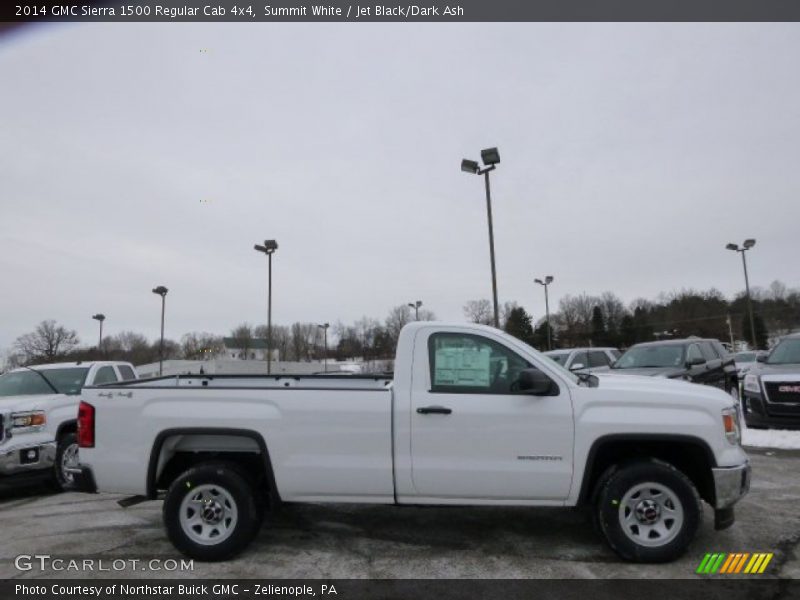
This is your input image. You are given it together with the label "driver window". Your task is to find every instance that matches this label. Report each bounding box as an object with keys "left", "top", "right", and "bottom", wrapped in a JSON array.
[
  {"left": 686, "top": 344, "right": 704, "bottom": 363},
  {"left": 428, "top": 333, "right": 531, "bottom": 394}
]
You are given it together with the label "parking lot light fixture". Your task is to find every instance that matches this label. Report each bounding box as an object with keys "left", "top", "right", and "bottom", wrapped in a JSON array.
[
  {"left": 725, "top": 239, "right": 758, "bottom": 349},
  {"left": 151, "top": 286, "right": 168, "bottom": 376},
  {"left": 461, "top": 159, "right": 479, "bottom": 174},
  {"left": 408, "top": 300, "right": 423, "bottom": 320},
  {"left": 254, "top": 240, "right": 279, "bottom": 374},
  {"left": 480, "top": 147, "right": 501, "bottom": 166},
  {"left": 534, "top": 276, "right": 555, "bottom": 350},
  {"left": 92, "top": 314, "right": 105, "bottom": 353},
  {"left": 461, "top": 146, "right": 502, "bottom": 328}
]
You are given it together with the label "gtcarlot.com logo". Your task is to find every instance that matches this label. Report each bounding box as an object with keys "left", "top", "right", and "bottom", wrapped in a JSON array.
[
  {"left": 696, "top": 552, "right": 773, "bottom": 574},
  {"left": 14, "top": 555, "right": 194, "bottom": 572}
]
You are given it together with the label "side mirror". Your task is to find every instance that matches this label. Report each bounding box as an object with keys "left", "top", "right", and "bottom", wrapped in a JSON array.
[
  {"left": 686, "top": 356, "right": 706, "bottom": 367},
  {"left": 569, "top": 363, "right": 586, "bottom": 371},
  {"left": 756, "top": 354, "right": 767, "bottom": 363},
  {"left": 517, "top": 368, "right": 553, "bottom": 395}
]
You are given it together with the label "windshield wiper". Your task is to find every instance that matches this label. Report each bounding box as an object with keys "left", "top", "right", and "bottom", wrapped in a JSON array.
[{"left": 22, "top": 366, "right": 59, "bottom": 394}]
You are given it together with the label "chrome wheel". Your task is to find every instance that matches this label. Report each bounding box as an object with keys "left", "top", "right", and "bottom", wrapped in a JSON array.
[
  {"left": 60, "top": 442, "right": 79, "bottom": 485},
  {"left": 618, "top": 482, "right": 684, "bottom": 548},
  {"left": 179, "top": 484, "right": 239, "bottom": 546}
]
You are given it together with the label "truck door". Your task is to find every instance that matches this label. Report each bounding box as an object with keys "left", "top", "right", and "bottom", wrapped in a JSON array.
[{"left": 408, "top": 330, "right": 574, "bottom": 501}]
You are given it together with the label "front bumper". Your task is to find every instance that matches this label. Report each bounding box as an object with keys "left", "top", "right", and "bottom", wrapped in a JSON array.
[
  {"left": 712, "top": 462, "right": 751, "bottom": 510},
  {"left": 0, "top": 440, "right": 56, "bottom": 477},
  {"left": 743, "top": 390, "right": 800, "bottom": 430}
]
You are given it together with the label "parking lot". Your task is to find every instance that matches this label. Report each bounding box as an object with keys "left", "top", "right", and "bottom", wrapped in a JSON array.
[{"left": 0, "top": 446, "right": 797, "bottom": 580}]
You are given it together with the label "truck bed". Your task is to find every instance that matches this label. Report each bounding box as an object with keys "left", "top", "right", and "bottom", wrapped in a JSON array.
[{"left": 88, "top": 373, "right": 394, "bottom": 391}]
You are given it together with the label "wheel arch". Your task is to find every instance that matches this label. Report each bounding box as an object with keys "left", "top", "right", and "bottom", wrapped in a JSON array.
[
  {"left": 577, "top": 434, "right": 718, "bottom": 507},
  {"left": 146, "top": 427, "right": 280, "bottom": 505},
  {"left": 55, "top": 419, "right": 77, "bottom": 440}
]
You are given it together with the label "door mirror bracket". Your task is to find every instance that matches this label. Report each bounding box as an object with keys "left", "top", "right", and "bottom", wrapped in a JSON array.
[{"left": 517, "top": 368, "right": 554, "bottom": 395}]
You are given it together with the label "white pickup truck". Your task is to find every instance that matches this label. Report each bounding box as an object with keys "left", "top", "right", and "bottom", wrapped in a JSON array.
[
  {"left": 74, "top": 323, "right": 750, "bottom": 563},
  {"left": 0, "top": 361, "right": 137, "bottom": 491}
]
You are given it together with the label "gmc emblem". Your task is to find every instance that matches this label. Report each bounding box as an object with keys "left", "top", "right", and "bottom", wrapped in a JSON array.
[{"left": 778, "top": 385, "right": 800, "bottom": 393}]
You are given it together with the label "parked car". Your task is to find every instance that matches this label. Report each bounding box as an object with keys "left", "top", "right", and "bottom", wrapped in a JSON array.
[
  {"left": 609, "top": 338, "right": 739, "bottom": 399},
  {"left": 74, "top": 322, "right": 749, "bottom": 563},
  {"left": 742, "top": 333, "right": 800, "bottom": 430},
  {"left": 732, "top": 351, "right": 763, "bottom": 380},
  {"left": 544, "top": 347, "right": 621, "bottom": 373},
  {"left": 0, "top": 361, "right": 137, "bottom": 491}
]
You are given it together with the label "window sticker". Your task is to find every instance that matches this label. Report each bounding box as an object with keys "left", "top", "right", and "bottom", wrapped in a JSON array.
[{"left": 434, "top": 344, "right": 491, "bottom": 387}]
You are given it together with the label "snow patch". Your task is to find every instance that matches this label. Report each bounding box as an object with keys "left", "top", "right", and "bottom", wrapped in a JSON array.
[{"left": 742, "top": 420, "right": 800, "bottom": 450}]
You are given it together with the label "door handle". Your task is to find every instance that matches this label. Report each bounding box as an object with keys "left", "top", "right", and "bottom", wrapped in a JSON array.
[{"left": 416, "top": 406, "right": 452, "bottom": 415}]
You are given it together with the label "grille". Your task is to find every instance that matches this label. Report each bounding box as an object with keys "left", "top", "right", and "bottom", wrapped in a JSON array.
[{"left": 764, "top": 382, "right": 800, "bottom": 405}]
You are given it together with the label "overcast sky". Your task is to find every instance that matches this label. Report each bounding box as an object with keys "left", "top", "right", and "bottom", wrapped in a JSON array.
[{"left": 1, "top": 23, "right": 798, "bottom": 351}]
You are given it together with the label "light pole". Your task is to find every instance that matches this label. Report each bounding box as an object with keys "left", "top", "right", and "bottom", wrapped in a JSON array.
[
  {"left": 151, "top": 286, "right": 168, "bottom": 376},
  {"left": 534, "top": 276, "right": 554, "bottom": 350},
  {"left": 318, "top": 323, "right": 330, "bottom": 372},
  {"left": 92, "top": 314, "right": 105, "bottom": 353},
  {"left": 254, "top": 239, "right": 278, "bottom": 374},
  {"left": 408, "top": 300, "right": 422, "bottom": 320},
  {"left": 462, "top": 147, "right": 501, "bottom": 328},
  {"left": 726, "top": 239, "right": 757, "bottom": 349}
]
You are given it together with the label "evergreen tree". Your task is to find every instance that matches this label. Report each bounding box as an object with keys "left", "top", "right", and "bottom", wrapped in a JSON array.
[
  {"left": 619, "top": 314, "right": 636, "bottom": 349},
  {"left": 742, "top": 312, "right": 769, "bottom": 350},
  {"left": 504, "top": 307, "right": 535, "bottom": 346},
  {"left": 591, "top": 306, "right": 606, "bottom": 346}
]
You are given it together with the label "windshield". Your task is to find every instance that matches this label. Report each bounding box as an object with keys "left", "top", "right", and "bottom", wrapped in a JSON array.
[
  {"left": 545, "top": 352, "right": 571, "bottom": 365},
  {"left": 734, "top": 352, "right": 756, "bottom": 363},
  {"left": 767, "top": 339, "right": 800, "bottom": 365},
  {"left": 613, "top": 345, "right": 686, "bottom": 369},
  {"left": 0, "top": 368, "right": 90, "bottom": 397}
]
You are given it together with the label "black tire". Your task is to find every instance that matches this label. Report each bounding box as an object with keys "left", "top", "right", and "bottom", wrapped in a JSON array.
[
  {"left": 163, "top": 462, "right": 261, "bottom": 561},
  {"left": 51, "top": 433, "right": 79, "bottom": 492},
  {"left": 596, "top": 459, "right": 702, "bottom": 563}
]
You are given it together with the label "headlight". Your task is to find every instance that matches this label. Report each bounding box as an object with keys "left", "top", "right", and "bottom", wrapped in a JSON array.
[
  {"left": 722, "top": 407, "right": 741, "bottom": 445},
  {"left": 11, "top": 410, "right": 46, "bottom": 430},
  {"left": 743, "top": 373, "right": 760, "bottom": 394}
]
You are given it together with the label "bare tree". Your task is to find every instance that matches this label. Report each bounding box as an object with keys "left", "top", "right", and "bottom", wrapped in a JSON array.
[
  {"left": 417, "top": 309, "right": 437, "bottom": 321},
  {"left": 769, "top": 280, "right": 788, "bottom": 301},
  {"left": 385, "top": 304, "right": 412, "bottom": 345},
  {"left": 14, "top": 320, "right": 79, "bottom": 364},
  {"left": 598, "top": 291, "right": 628, "bottom": 343},
  {"left": 229, "top": 323, "right": 254, "bottom": 360},
  {"left": 256, "top": 324, "right": 290, "bottom": 362},
  {"left": 103, "top": 331, "right": 156, "bottom": 365},
  {"left": 289, "top": 322, "right": 317, "bottom": 361},
  {"left": 463, "top": 299, "right": 493, "bottom": 325},
  {"left": 181, "top": 332, "right": 224, "bottom": 360}
]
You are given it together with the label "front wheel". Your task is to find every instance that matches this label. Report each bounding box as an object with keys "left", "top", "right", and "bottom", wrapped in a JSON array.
[
  {"left": 163, "top": 463, "right": 261, "bottom": 561},
  {"left": 596, "top": 460, "right": 702, "bottom": 562},
  {"left": 52, "top": 433, "right": 79, "bottom": 491}
]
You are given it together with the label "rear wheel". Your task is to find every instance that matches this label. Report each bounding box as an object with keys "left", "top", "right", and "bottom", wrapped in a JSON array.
[
  {"left": 163, "top": 462, "right": 261, "bottom": 561},
  {"left": 596, "top": 460, "right": 701, "bottom": 562}
]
